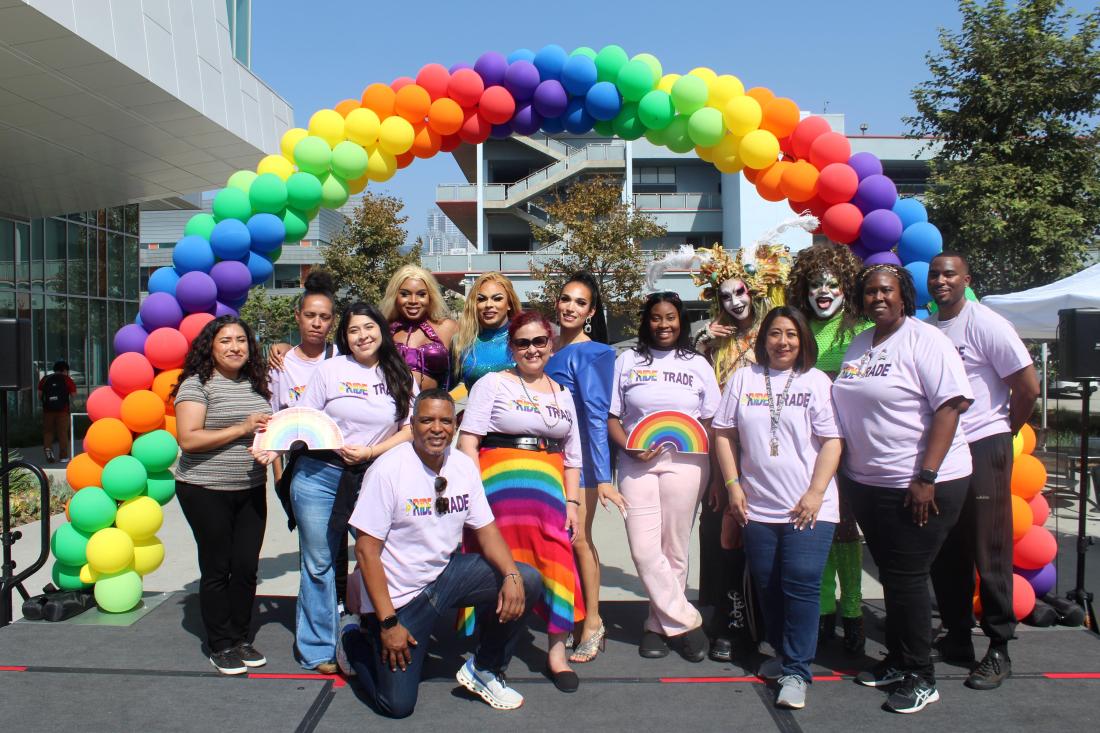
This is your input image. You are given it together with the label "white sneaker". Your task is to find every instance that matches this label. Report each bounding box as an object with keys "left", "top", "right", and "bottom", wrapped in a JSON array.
[
  {"left": 776, "top": 674, "right": 807, "bottom": 709},
  {"left": 336, "top": 623, "right": 358, "bottom": 677},
  {"left": 758, "top": 655, "right": 783, "bottom": 680},
  {"left": 455, "top": 658, "right": 524, "bottom": 710}
]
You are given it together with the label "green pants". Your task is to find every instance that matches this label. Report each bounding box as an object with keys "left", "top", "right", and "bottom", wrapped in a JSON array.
[{"left": 819, "top": 540, "right": 862, "bottom": 618}]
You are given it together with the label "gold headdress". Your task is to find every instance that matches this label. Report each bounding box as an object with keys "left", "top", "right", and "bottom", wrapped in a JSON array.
[{"left": 692, "top": 242, "right": 791, "bottom": 305}]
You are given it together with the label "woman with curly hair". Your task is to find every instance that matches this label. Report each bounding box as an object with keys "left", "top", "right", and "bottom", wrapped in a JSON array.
[
  {"left": 452, "top": 272, "right": 522, "bottom": 391},
  {"left": 171, "top": 315, "right": 275, "bottom": 675},
  {"left": 380, "top": 265, "right": 458, "bottom": 390},
  {"left": 786, "top": 242, "right": 871, "bottom": 656}
]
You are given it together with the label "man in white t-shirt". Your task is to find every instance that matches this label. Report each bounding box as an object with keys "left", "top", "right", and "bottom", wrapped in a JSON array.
[
  {"left": 926, "top": 253, "right": 1039, "bottom": 691},
  {"left": 337, "top": 389, "right": 542, "bottom": 718}
]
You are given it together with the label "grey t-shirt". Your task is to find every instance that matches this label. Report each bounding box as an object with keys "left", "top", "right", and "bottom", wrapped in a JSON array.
[{"left": 174, "top": 373, "right": 272, "bottom": 491}]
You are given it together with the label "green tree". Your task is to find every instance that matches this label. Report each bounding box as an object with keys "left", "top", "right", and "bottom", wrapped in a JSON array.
[
  {"left": 907, "top": 0, "right": 1100, "bottom": 294},
  {"left": 239, "top": 286, "right": 297, "bottom": 347},
  {"left": 322, "top": 191, "right": 423, "bottom": 309},
  {"left": 528, "top": 176, "right": 666, "bottom": 327}
]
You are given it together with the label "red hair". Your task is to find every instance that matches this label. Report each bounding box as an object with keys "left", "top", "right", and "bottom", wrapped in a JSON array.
[{"left": 508, "top": 310, "right": 553, "bottom": 342}]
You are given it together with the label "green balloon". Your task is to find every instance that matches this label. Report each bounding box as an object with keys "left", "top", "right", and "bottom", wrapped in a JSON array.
[
  {"left": 131, "top": 430, "right": 178, "bottom": 474},
  {"left": 632, "top": 53, "right": 663, "bottom": 81},
  {"left": 320, "top": 174, "right": 349, "bottom": 210},
  {"left": 671, "top": 75, "right": 709, "bottom": 116},
  {"left": 664, "top": 115, "right": 695, "bottom": 154},
  {"left": 282, "top": 208, "right": 309, "bottom": 243},
  {"left": 183, "top": 213, "right": 216, "bottom": 240},
  {"left": 331, "top": 141, "right": 369, "bottom": 181},
  {"left": 294, "top": 135, "right": 332, "bottom": 176},
  {"left": 286, "top": 172, "right": 324, "bottom": 212},
  {"left": 616, "top": 60, "right": 655, "bottom": 103},
  {"left": 687, "top": 107, "right": 725, "bottom": 148},
  {"left": 51, "top": 523, "right": 93, "bottom": 567},
  {"left": 612, "top": 103, "right": 647, "bottom": 141},
  {"left": 69, "top": 487, "right": 117, "bottom": 533},
  {"left": 571, "top": 46, "right": 597, "bottom": 60},
  {"left": 145, "top": 470, "right": 176, "bottom": 506},
  {"left": 268, "top": 245, "right": 283, "bottom": 262},
  {"left": 94, "top": 569, "right": 143, "bottom": 613},
  {"left": 52, "top": 561, "right": 89, "bottom": 591},
  {"left": 594, "top": 45, "right": 629, "bottom": 83},
  {"left": 101, "top": 455, "right": 148, "bottom": 502},
  {"left": 644, "top": 125, "right": 668, "bottom": 147},
  {"left": 638, "top": 90, "right": 675, "bottom": 130},
  {"left": 249, "top": 173, "right": 288, "bottom": 215},
  {"left": 227, "top": 170, "right": 257, "bottom": 193},
  {"left": 212, "top": 187, "right": 252, "bottom": 222}
]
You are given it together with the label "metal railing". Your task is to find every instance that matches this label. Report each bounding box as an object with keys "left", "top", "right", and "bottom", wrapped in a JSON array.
[
  {"left": 504, "top": 142, "right": 625, "bottom": 203},
  {"left": 633, "top": 192, "right": 722, "bottom": 210},
  {"left": 514, "top": 133, "right": 578, "bottom": 157}
]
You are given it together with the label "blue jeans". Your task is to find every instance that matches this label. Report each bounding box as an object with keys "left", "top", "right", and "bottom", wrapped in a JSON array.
[
  {"left": 290, "top": 456, "right": 345, "bottom": 668},
  {"left": 744, "top": 520, "right": 836, "bottom": 682},
  {"left": 343, "top": 553, "right": 543, "bottom": 719}
]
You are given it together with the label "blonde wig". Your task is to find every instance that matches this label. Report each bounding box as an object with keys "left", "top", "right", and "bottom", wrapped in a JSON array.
[{"left": 380, "top": 265, "right": 450, "bottom": 323}]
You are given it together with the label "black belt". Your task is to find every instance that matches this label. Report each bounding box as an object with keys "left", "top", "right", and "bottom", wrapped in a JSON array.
[{"left": 482, "top": 432, "right": 563, "bottom": 453}]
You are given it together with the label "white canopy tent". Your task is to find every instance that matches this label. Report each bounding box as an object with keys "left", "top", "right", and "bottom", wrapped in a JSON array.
[{"left": 981, "top": 263, "right": 1100, "bottom": 339}]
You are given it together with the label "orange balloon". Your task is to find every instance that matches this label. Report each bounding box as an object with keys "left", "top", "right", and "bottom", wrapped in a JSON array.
[
  {"left": 1020, "top": 423, "right": 1036, "bottom": 455},
  {"left": 334, "top": 98, "right": 360, "bottom": 117},
  {"left": 66, "top": 452, "right": 104, "bottom": 491},
  {"left": 779, "top": 160, "right": 819, "bottom": 202},
  {"left": 361, "top": 83, "right": 396, "bottom": 119},
  {"left": 1010, "top": 494, "right": 1033, "bottom": 541},
  {"left": 394, "top": 84, "right": 431, "bottom": 123},
  {"left": 162, "top": 415, "right": 177, "bottom": 439},
  {"left": 761, "top": 97, "right": 800, "bottom": 139},
  {"left": 742, "top": 165, "right": 760, "bottom": 184},
  {"left": 427, "top": 98, "right": 464, "bottom": 136},
  {"left": 755, "top": 160, "right": 792, "bottom": 202},
  {"left": 746, "top": 86, "right": 775, "bottom": 108},
  {"left": 84, "top": 418, "right": 133, "bottom": 465},
  {"left": 1010, "top": 453, "right": 1046, "bottom": 500},
  {"left": 120, "top": 389, "right": 167, "bottom": 434},
  {"left": 152, "top": 368, "right": 182, "bottom": 404},
  {"left": 395, "top": 151, "right": 415, "bottom": 169},
  {"left": 409, "top": 123, "right": 441, "bottom": 159}
]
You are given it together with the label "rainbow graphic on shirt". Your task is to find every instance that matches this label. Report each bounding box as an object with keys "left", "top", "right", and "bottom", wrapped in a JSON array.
[
  {"left": 405, "top": 498, "right": 433, "bottom": 516},
  {"left": 630, "top": 368, "right": 660, "bottom": 383},
  {"left": 252, "top": 407, "right": 344, "bottom": 451},
  {"left": 512, "top": 398, "right": 541, "bottom": 414},
  {"left": 838, "top": 364, "right": 861, "bottom": 380},
  {"left": 286, "top": 384, "right": 307, "bottom": 403},
  {"left": 338, "top": 381, "right": 372, "bottom": 396},
  {"left": 626, "top": 410, "right": 709, "bottom": 454},
  {"left": 742, "top": 392, "right": 770, "bottom": 407}
]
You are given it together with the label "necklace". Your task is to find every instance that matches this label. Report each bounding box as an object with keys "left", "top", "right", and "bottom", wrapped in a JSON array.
[
  {"left": 516, "top": 371, "right": 562, "bottom": 430},
  {"left": 764, "top": 366, "right": 797, "bottom": 457}
]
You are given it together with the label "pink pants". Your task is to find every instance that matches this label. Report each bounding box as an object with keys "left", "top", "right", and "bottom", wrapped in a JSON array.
[{"left": 619, "top": 451, "right": 709, "bottom": 636}]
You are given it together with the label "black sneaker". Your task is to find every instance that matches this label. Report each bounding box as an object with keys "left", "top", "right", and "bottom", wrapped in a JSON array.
[
  {"left": 234, "top": 642, "right": 267, "bottom": 668},
  {"left": 931, "top": 633, "right": 975, "bottom": 665},
  {"left": 639, "top": 630, "right": 669, "bottom": 659},
  {"left": 965, "top": 647, "right": 1011, "bottom": 690},
  {"left": 708, "top": 635, "right": 733, "bottom": 662},
  {"left": 672, "top": 625, "right": 708, "bottom": 663},
  {"left": 855, "top": 658, "right": 906, "bottom": 687},
  {"left": 885, "top": 674, "right": 940, "bottom": 714},
  {"left": 209, "top": 649, "right": 247, "bottom": 675}
]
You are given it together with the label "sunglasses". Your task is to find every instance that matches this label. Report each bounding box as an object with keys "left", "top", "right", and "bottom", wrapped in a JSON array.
[
  {"left": 433, "top": 476, "right": 449, "bottom": 515},
  {"left": 511, "top": 336, "right": 550, "bottom": 350}
]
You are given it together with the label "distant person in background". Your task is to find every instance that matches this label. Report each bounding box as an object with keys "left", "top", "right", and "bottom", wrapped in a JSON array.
[
  {"left": 39, "top": 360, "right": 77, "bottom": 463},
  {"left": 452, "top": 272, "right": 522, "bottom": 392},
  {"left": 381, "top": 265, "right": 458, "bottom": 391}
]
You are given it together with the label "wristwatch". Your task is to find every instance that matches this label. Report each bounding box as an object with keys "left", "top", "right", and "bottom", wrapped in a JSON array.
[
  {"left": 917, "top": 467, "right": 938, "bottom": 485},
  {"left": 380, "top": 613, "right": 399, "bottom": 630}
]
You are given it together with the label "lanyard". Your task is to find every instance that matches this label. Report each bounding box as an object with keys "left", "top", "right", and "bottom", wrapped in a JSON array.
[{"left": 764, "top": 367, "right": 797, "bottom": 457}]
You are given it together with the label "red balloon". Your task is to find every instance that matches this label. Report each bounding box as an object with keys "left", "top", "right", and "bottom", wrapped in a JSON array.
[
  {"left": 108, "top": 352, "right": 154, "bottom": 397},
  {"left": 821, "top": 203, "right": 863, "bottom": 244},
  {"left": 817, "top": 163, "right": 860, "bottom": 204},
  {"left": 448, "top": 68, "right": 486, "bottom": 108},
  {"left": 1013, "top": 525, "right": 1057, "bottom": 570},
  {"left": 179, "top": 312, "right": 215, "bottom": 345},
  {"left": 459, "top": 108, "right": 492, "bottom": 144},
  {"left": 791, "top": 116, "right": 832, "bottom": 161},
  {"left": 144, "top": 327, "right": 188, "bottom": 370},
  {"left": 416, "top": 63, "right": 451, "bottom": 101},
  {"left": 809, "top": 131, "right": 852, "bottom": 170},
  {"left": 395, "top": 151, "right": 414, "bottom": 169},
  {"left": 788, "top": 195, "right": 829, "bottom": 224},
  {"left": 86, "top": 385, "right": 123, "bottom": 422},
  {"left": 391, "top": 76, "right": 415, "bottom": 92},
  {"left": 478, "top": 86, "right": 516, "bottom": 125},
  {"left": 440, "top": 133, "right": 463, "bottom": 153},
  {"left": 778, "top": 135, "right": 794, "bottom": 158},
  {"left": 1028, "top": 492, "right": 1050, "bottom": 525},
  {"left": 1012, "top": 573, "right": 1037, "bottom": 620}
]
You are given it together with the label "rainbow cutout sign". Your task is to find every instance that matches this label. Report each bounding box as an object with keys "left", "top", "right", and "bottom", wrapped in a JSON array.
[
  {"left": 253, "top": 407, "right": 344, "bottom": 451},
  {"left": 626, "top": 410, "right": 709, "bottom": 454}
]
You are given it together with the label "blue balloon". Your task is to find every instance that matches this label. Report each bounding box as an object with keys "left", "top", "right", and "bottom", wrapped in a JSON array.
[
  {"left": 247, "top": 213, "right": 285, "bottom": 254},
  {"left": 172, "top": 235, "right": 215, "bottom": 274},
  {"left": 246, "top": 251, "right": 274, "bottom": 287},
  {"left": 533, "top": 44, "right": 568, "bottom": 81},
  {"left": 210, "top": 219, "right": 251, "bottom": 262},
  {"left": 563, "top": 99, "right": 594, "bottom": 134},
  {"left": 898, "top": 221, "right": 944, "bottom": 265},
  {"left": 490, "top": 121, "right": 513, "bottom": 139},
  {"left": 914, "top": 308, "right": 930, "bottom": 320},
  {"left": 507, "top": 48, "right": 535, "bottom": 64},
  {"left": 893, "top": 197, "right": 929, "bottom": 230},
  {"left": 585, "top": 81, "right": 621, "bottom": 121},
  {"left": 905, "top": 261, "right": 932, "bottom": 306},
  {"left": 540, "top": 115, "right": 565, "bottom": 134},
  {"left": 561, "top": 54, "right": 598, "bottom": 96},
  {"left": 147, "top": 266, "right": 180, "bottom": 296}
]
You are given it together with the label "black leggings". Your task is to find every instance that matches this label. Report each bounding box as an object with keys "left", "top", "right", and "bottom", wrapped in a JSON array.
[{"left": 176, "top": 481, "right": 267, "bottom": 653}]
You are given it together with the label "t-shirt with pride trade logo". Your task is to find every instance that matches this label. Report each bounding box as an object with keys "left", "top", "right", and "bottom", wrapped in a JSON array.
[
  {"left": 297, "top": 355, "right": 415, "bottom": 448},
  {"left": 268, "top": 346, "right": 334, "bottom": 412},
  {"left": 609, "top": 347, "right": 721, "bottom": 434}
]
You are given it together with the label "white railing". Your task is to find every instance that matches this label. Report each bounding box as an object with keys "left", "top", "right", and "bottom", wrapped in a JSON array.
[
  {"left": 514, "top": 133, "right": 578, "bottom": 157},
  {"left": 633, "top": 192, "right": 722, "bottom": 210},
  {"left": 504, "top": 142, "right": 626, "bottom": 202}
]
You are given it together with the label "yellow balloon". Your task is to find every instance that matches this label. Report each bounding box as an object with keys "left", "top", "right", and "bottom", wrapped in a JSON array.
[
  {"left": 723, "top": 95, "right": 763, "bottom": 137},
  {"left": 309, "top": 108, "right": 346, "bottom": 148},
  {"left": 657, "top": 73, "right": 681, "bottom": 94},
  {"left": 79, "top": 563, "right": 99, "bottom": 585},
  {"left": 366, "top": 146, "right": 397, "bottom": 182},
  {"left": 739, "top": 129, "right": 781, "bottom": 170},
  {"left": 257, "top": 154, "right": 295, "bottom": 181},
  {"left": 345, "top": 108, "right": 382, "bottom": 147},
  {"left": 115, "top": 496, "right": 163, "bottom": 541},
  {"left": 708, "top": 75, "right": 745, "bottom": 110},
  {"left": 377, "top": 116, "right": 415, "bottom": 156},
  {"left": 695, "top": 145, "right": 715, "bottom": 163},
  {"left": 132, "top": 536, "right": 165, "bottom": 576},
  {"left": 280, "top": 128, "right": 309, "bottom": 160},
  {"left": 347, "top": 173, "right": 369, "bottom": 195},
  {"left": 714, "top": 153, "right": 744, "bottom": 174},
  {"left": 688, "top": 67, "right": 717, "bottom": 85},
  {"left": 714, "top": 133, "right": 742, "bottom": 159},
  {"left": 1012, "top": 430, "right": 1024, "bottom": 457},
  {"left": 86, "top": 527, "right": 134, "bottom": 575}
]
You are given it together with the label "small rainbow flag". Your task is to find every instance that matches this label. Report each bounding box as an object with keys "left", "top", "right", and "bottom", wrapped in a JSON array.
[
  {"left": 626, "top": 410, "right": 709, "bottom": 454},
  {"left": 253, "top": 407, "right": 344, "bottom": 451}
]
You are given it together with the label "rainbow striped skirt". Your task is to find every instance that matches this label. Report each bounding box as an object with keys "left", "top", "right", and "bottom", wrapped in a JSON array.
[{"left": 460, "top": 446, "right": 584, "bottom": 635}]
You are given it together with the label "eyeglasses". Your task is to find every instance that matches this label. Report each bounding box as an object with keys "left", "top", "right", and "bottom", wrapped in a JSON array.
[
  {"left": 433, "top": 476, "right": 449, "bottom": 515},
  {"left": 511, "top": 336, "right": 550, "bottom": 350}
]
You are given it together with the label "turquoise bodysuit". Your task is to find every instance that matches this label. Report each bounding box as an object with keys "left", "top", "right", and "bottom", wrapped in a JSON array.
[{"left": 459, "top": 323, "right": 514, "bottom": 391}]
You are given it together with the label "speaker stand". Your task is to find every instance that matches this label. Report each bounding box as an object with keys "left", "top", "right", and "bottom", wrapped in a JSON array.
[{"left": 1069, "top": 378, "right": 1099, "bottom": 634}]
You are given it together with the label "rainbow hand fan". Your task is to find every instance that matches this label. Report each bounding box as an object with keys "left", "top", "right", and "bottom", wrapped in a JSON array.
[
  {"left": 626, "top": 410, "right": 709, "bottom": 454},
  {"left": 253, "top": 407, "right": 344, "bottom": 451}
]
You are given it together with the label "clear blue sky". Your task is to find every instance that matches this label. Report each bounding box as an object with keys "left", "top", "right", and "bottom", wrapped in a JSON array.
[{"left": 244, "top": 0, "right": 1050, "bottom": 244}]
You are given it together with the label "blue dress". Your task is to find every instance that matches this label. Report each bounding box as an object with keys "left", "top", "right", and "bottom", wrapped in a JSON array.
[
  {"left": 459, "top": 323, "right": 514, "bottom": 391},
  {"left": 546, "top": 340, "right": 616, "bottom": 488}
]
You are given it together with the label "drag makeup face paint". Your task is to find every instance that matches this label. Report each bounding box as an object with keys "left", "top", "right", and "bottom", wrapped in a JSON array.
[
  {"left": 808, "top": 271, "right": 844, "bottom": 319},
  {"left": 719, "top": 278, "right": 752, "bottom": 325}
]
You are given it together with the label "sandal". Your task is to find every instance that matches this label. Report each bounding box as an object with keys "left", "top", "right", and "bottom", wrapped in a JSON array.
[{"left": 569, "top": 623, "right": 606, "bottom": 663}]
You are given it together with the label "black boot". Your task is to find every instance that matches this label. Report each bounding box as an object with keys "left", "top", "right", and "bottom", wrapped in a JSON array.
[
  {"left": 818, "top": 612, "right": 836, "bottom": 642},
  {"left": 842, "top": 616, "right": 865, "bottom": 657}
]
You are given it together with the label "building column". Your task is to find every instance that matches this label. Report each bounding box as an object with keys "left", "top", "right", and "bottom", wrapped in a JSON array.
[{"left": 476, "top": 142, "right": 485, "bottom": 252}]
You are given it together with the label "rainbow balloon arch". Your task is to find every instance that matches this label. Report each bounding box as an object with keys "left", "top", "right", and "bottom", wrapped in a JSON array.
[{"left": 49, "top": 44, "right": 1045, "bottom": 614}]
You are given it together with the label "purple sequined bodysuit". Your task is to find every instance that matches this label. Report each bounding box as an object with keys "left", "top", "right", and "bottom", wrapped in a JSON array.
[{"left": 391, "top": 319, "right": 450, "bottom": 388}]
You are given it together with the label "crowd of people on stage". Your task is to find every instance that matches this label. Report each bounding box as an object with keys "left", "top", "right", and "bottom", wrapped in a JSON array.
[{"left": 168, "top": 223, "right": 1040, "bottom": 718}]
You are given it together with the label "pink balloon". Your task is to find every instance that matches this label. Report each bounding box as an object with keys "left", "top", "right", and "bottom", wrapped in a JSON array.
[
  {"left": 1028, "top": 492, "right": 1050, "bottom": 525},
  {"left": 1013, "top": 525, "right": 1057, "bottom": 570}
]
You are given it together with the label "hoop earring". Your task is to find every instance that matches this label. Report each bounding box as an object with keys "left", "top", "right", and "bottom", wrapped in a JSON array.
[{"left": 584, "top": 315, "right": 593, "bottom": 334}]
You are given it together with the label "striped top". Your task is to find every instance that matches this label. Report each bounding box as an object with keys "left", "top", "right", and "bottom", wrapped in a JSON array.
[{"left": 174, "top": 373, "right": 272, "bottom": 491}]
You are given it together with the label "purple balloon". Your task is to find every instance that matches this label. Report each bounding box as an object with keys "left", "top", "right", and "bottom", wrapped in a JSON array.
[
  {"left": 511, "top": 104, "right": 543, "bottom": 136},
  {"left": 854, "top": 174, "right": 899, "bottom": 215},
  {"left": 113, "top": 323, "right": 149, "bottom": 355},
  {"left": 139, "top": 291, "right": 184, "bottom": 331},
  {"left": 1017, "top": 563, "right": 1057, "bottom": 598},
  {"left": 533, "top": 80, "right": 568, "bottom": 118},
  {"left": 175, "top": 271, "right": 218, "bottom": 314},
  {"left": 448, "top": 62, "right": 473, "bottom": 73},
  {"left": 214, "top": 301, "right": 238, "bottom": 318},
  {"left": 490, "top": 121, "right": 513, "bottom": 139},
  {"left": 504, "top": 60, "right": 540, "bottom": 102},
  {"left": 862, "top": 250, "right": 902, "bottom": 266},
  {"left": 210, "top": 260, "right": 252, "bottom": 302},
  {"left": 849, "top": 240, "right": 872, "bottom": 261},
  {"left": 859, "top": 209, "right": 904, "bottom": 252},
  {"left": 848, "top": 151, "right": 884, "bottom": 181},
  {"left": 474, "top": 51, "right": 508, "bottom": 87}
]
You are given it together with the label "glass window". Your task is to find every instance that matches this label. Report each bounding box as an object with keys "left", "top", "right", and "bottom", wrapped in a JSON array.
[
  {"left": 88, "top": 299, "right": 107, "bottom": 387},
  {"left": 107, "top": 207, "right": 123, "bottom": 233},
  {"left": 658, "top": 167, "right": 676, "bottom": 184},
  {"left": 30, "top": 220, "right": 44, "bottom": 290},
  {"left": 124, "top": 204, "right": 139, "bottom": 236},
  {"left": 108, "top": 233, "right": 124, "bottom": 298},
  {"left": 107, "top": 301, "right": 124, "bottom": 351},
  {"left": 68, "top": 298, "right": 87, "bottom": 389},
  {"left": 95, "top": 229, "right": 107, "bottom": 297},
  {"left": 124, "top": 237, "right": 139, "bottom": 300},
  {"left": 274, "top": 264, "right": 300, "bottom": 289},
  {"left": 45, "top": 294, "right": 66, "bottom": 369},
  {"left": 45, "top": 218, "right": 66, "bottom": 292},
  {"left": 67, "top": 223, "right": 88, "bottom": 295},
  {"left": 31, "top": 292, "right": 44, "bottom": 380},
  {"left": 16, "top": 222, "right": 30, "bottom": 285},
  {"left": 0, "top": 220, "right": 13, "bottom": 289}
]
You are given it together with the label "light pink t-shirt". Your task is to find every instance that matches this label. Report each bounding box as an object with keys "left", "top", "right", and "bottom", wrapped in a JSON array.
[
  {"left": 297, "top": 355, "right": 414, "bottom": 447},
  {"left": 713, "top": 365, "right": 841, "bottom": 524},
  {"left": 832, "top": 317, "right": 974, "bottom": 488},
  {"left": 350, "top": 442, "right": 495, "bottom": 611},
  {"left": 268, "top": 347, "right": 329, "bottom": 411},
  {"left": 461, "top": 370, "right": 583, "bottom": 468},
  {"left": 609, "top": 348, "right": 722, "bottom": 433},
  {"left": 927, "top": 301, "right": 1032, "bottom": 442}
]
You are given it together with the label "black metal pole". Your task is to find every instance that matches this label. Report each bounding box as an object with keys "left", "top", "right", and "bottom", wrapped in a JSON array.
[
  {"left": 1070, "top": 379, "right": 1098, "bottom": 633},
  {"left": 1, "top": 391, "right": 12, "bottom": 626}
]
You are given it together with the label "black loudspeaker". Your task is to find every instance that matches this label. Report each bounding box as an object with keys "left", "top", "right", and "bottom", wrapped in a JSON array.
[
  {"left": 0, "top": 318, "right": 32, "bottom": 390},
  {"left": 1058, "top": 308, "right": 1100, "bottom": 381}
]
